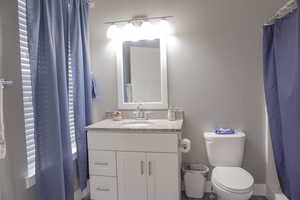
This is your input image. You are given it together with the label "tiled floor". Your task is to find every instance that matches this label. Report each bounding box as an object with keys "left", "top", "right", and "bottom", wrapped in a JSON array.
[
  {"left": 182, "top": 192, "right": 268, "bottom": 200},
  {"left": 249, "top": 196, "right": 269, "bottom": 200},
  {"left": 84, "top": 193, "right": 268, "bottom": 200},
  {"left": 84, "top": 194, "right": 268, "bottom": 200}
]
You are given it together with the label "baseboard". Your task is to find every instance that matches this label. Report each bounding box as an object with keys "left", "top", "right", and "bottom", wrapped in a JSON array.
[
  {"left": 273, "top": 193, "right": 289, "bottom": 200},
  {"left": 266, "top": 184, "right": 288, "bottom": 200},
  {"left": 205, "top": 182, "right": 267, "bottom": 196},
  {"left": 186, "top": 181, "right": 288, "bottom": 200}
]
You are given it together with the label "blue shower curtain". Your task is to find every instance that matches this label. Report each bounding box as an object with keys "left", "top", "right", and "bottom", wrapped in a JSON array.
[
  {"left": 263, "top": 3, "right": 300, "bottom": 200},
  {"left": 27, "top": 0, "right": 91, "bottom": 199},
  {"left": 69, "top": 0, "right": 92, "bottom": 190}
]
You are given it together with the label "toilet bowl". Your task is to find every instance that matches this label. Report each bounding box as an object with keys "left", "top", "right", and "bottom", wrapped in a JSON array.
[
  {"left": 204, "top": 132, "right": 254, "bottom": 200},
  {"left": 211, "top": 167, "right": 254, "bottom": 200}
]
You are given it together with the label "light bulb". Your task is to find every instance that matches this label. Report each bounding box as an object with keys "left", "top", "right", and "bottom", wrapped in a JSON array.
[
  {"left": 106, "top": 24, "right": 120, "bottom": 39},
  {"left": 123, "top": 23, "right": 136, "bottom": 41},
  {"left": 141, "top": 21, "right": 156, "bottom": 40},
  {"left": 158, "top": 19, "right": 172, "bottom": 36},
  {"left": 131, "top": 25, "right": 142, "bottom": 41}
]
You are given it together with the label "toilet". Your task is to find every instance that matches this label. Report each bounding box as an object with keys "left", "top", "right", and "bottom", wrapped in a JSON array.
[{"left": 204, "top": 132, "right": 254, "bottom": 200}]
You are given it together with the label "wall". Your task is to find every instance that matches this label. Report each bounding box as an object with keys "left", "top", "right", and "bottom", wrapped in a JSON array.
[
  {"left": 90, "top": 0, "right": 286, "bottom": 184},
  {"left": 0, "top": 0, "right": 35, "bottom": 199},
  {"left": 0, "top": 3, "right": 14, "bottom": 199}
]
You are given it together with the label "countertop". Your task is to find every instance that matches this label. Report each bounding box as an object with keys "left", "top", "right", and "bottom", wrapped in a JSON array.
[{"left": 85, "top": 119, "right": 183, "bottom": 132}]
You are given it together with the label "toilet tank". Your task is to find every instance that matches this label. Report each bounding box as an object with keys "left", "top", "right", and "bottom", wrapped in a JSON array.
[{"left": 204, "top": 132, "right": 246, "bottom": 167}]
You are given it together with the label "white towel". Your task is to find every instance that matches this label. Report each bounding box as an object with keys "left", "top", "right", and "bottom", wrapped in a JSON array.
[{"left": 0, "top": 85, "right": 6, "bottom": 159}]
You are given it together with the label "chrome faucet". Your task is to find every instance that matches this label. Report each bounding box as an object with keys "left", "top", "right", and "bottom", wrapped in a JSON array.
[{"left": 135, "top": 104, "right": 146, "bottom": 120}]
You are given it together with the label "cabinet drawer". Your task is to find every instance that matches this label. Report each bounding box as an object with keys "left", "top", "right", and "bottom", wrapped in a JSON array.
[
  {"left": 88, "top": 131, "right": 179, "bottom": 153},
  {"left": 89, "top": 151, "right": 116, "bottom": 176},
  {"left": 90, "top": 176, "right": 117, "bottom": 200}
]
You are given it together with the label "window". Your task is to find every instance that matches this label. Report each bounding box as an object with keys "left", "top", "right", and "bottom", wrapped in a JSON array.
[
  {"left": 18, "top": 0, "right": 77, "bottom": 185},
  {"left": 68, "top": 43, "right": 77, "bottom": 153},
  {"left": 18, "top": 0, "right": 36, "bottom": 179}
]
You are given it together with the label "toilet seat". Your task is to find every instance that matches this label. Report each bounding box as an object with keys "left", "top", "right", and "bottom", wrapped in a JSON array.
[{"left": 212, "top": 167, "right": 254, "bottom": 194}]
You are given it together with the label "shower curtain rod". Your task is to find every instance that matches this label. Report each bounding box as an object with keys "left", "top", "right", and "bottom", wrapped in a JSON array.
[
  {"left": 104, "top": 16, "right": 173, "bottom": 25},
  {"left": 264, "top": 0, "right": 297, "bottom": 26}
]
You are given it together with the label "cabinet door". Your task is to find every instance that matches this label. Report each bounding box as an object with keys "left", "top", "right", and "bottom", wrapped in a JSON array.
[
  {"left": 147, "top": 153, "right": 180, "bottom": 200},
  {"left": 117, "top": 152, "right": 147, "bottom": 200}
]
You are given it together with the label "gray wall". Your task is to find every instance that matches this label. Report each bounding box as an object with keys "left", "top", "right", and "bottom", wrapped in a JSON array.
[
  {"left": 0, "top": 0, "right": 35, "bottom": 199},
  {"left": 90, "top": 0, "right": 286, "bottom": 184}
]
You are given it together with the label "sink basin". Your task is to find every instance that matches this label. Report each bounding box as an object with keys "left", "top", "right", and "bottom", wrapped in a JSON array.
[{"left": 120, "top": 120, "right": 154, "bottom": 128}]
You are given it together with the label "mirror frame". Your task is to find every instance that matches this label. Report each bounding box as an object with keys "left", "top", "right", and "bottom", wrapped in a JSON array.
[{"left": 116, "top": 38, "right": 168, "bottom": 110}]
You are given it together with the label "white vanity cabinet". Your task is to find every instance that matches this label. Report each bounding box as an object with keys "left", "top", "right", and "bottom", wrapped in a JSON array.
[
  {"left": 87, "top": 129, "right": 182, "bottom": 200},
  {"left": 146, "top": 153, "right": 180, "bottom": 200},
  {"left": 117, "top": 152, "right": 179, "bottom": 200},
  {"left": 117, "top": 152, "right": 147, "bottom": 200}
]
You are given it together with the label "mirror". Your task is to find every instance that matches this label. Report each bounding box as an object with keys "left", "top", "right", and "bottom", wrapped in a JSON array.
[
  {"left": 123, "top": 39, "right": 161, "bottom": 103},
  {"left": 116, "top": 38, "right": 168, "bottom": 109}
]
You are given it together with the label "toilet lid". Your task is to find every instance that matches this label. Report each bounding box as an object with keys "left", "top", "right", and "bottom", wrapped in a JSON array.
[{"left": 212, "top": 167, "right": 254, "bottom": 193}]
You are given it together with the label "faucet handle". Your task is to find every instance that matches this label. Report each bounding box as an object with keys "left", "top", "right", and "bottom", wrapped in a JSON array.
[{"left": 144, "top": 111, "right": 152, "bottom": 120}]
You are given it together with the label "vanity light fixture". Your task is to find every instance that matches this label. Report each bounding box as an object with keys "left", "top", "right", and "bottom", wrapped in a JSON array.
[
  {"left": 106, "top": 24, "right": 120, "bottom": 39},
  {"left": 140, "top": 21, "right": 156, "bottom": 40},
  {"left": 158, "top": 19, "right": 172, "bottom": 36},
  {"left": 105, "top": 16, "right": 173, "bottom": 41},
  {"left": 123, "top": 23, "right": 138, "bottom": 41}
]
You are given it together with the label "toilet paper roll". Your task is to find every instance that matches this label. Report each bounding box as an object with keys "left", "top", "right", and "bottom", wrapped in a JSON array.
[{"left": 180, "top": 138, "right": 191, "bottom": 153}]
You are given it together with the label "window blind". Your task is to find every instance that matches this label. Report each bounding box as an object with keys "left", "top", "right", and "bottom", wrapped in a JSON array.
[
  {"left": 68, "top": 43, "right": 77, "bottom": 153},
  {"left": 18, "top": 0, "right": 35, "bottom": 177}
]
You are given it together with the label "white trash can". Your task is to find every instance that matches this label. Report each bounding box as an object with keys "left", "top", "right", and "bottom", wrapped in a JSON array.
[{"left": 183, "top": 163, "right": 209, "bottom": 199}]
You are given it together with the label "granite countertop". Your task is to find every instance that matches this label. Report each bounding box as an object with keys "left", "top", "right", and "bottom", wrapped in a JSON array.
[{"left": 85, "top": 119, "right": 183, "bottom": 132}]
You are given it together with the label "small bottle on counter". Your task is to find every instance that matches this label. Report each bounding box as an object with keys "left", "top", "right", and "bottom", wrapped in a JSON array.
[{"left": 168, "top": 106, "right": 176, "bottom": 121}]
